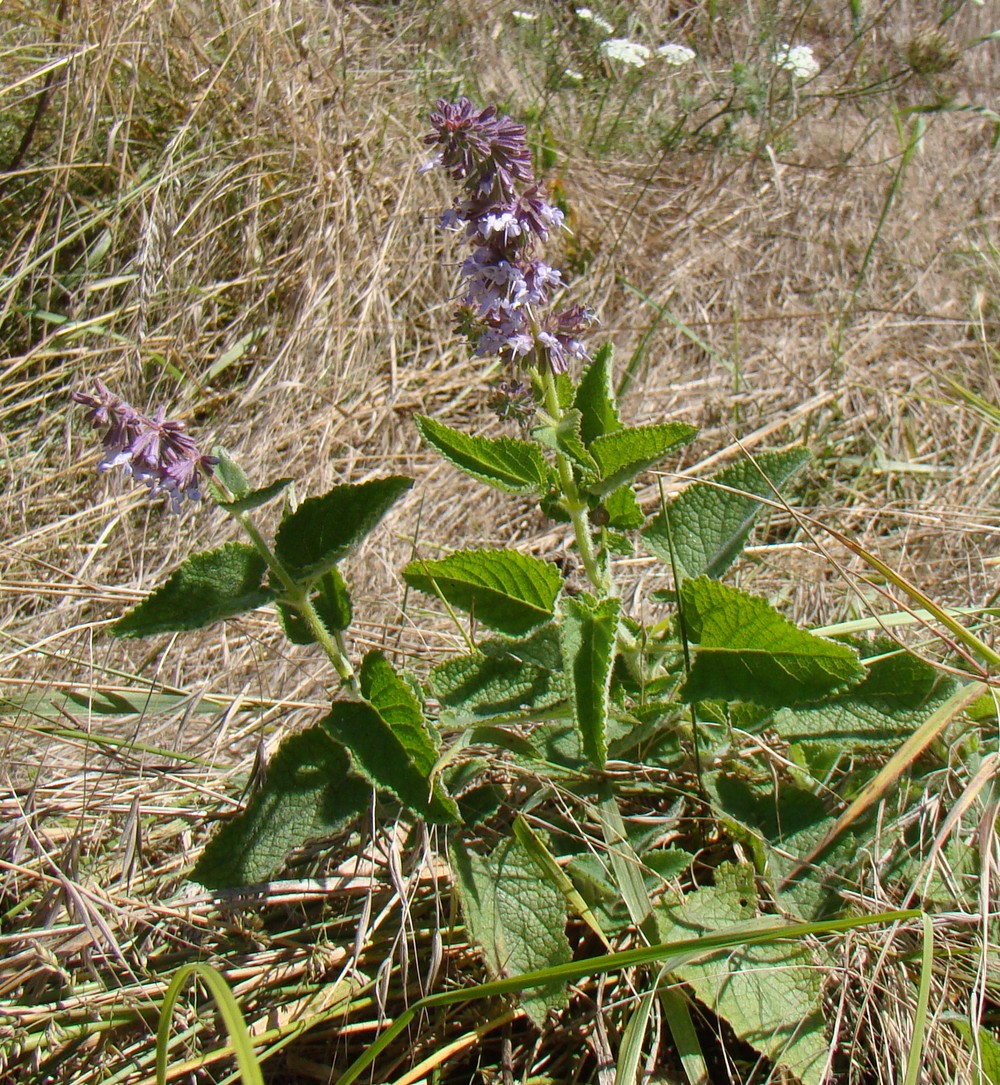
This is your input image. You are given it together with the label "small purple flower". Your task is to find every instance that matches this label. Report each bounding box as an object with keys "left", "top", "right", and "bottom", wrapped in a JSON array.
[
  {"left": 71, "top": 382, "right": 216, "bottom": 511},
  {"left": 424, "top": 97, "right": 591, "bottom": 379}
]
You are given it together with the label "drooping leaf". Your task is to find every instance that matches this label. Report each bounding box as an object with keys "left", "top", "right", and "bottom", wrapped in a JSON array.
[
  {"left": 274, "top": 475, "right": 413, "bottom": 585},
  {"left": 322, "top": 651, "right": 460, "bottom": 823},
  {"left": 217, "top": 476, "right": 293, "bottom": 514},
  {"left": 559, "top": 595, "right": 620, "bottom": 769},
  {"left": 657, "top": 862, "right": 828, "bottom": 1085},
  {"left": 113, "top": 543, "right": 274, "bottom": 638},
  {"left": 772, "top": 641, "right": 958, "bottom": 747},
  {"left": 278, "top": 567, "right": 352, "bottom": 645},
  {"left": 642, "top": 448, "right": 811, "bottom": 580},
  {"left": 573, "top": 342, "right": 621, "bottom": 446},
  {"left": 679, "top": 578, "right": 865, "bottom": 706},
  {"left": 403, "top": 549, "right": 563, "bottom": 637},
  {"left": 416, "top": 415, "right": 549, "bottom": 494},
  {"left": 192, "top": 727, "right": 369, "bottom": 888},
  {"left": 429, "top": 625, "right": 567, "bottom": 724},
  {"left": 451, "top": 835, "right": 571, "bottom": 1026},
  {"left": 587, "top": 422, "right": 697, "bottom": 498}
]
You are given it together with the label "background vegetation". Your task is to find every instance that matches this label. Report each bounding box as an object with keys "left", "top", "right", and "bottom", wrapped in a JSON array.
[{"left": 1, "top": 0, "right": 998, "bottom": 1081}]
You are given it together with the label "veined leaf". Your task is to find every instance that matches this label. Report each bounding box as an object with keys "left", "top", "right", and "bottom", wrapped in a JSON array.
[
  {"left": 642, "top": 448, "right": 811, "bottom": 580},
  {"left": 323, "top": 651, "right": 460, "bottom": 823},
  {"left": 772, "top": 642, "right": 957, "bottom": 746},
  {"left": 451, "top": 835, "right": 571, "bottom": 1026},
  {"left": 560, "top": 595, "right": 620, "bottom": 769},
  {"left": 588, "top": 422, "right": 697, "bottom": 498},
  {"left": 573, "top": 342, "right": 621, "bottom": 446},
  {"left": 657, "top": 862, "right": 828, "bottom": 1085},
  {"left": 192, "top": 727, "right": 369, "bottom": 888},
  {"left": 679, "top": 578, "right": 864, "bottom": 706},
  {"left": 430, "top": 626, "right": 567, "bottom": 724},
  {"left": 416, "top": 415, "right": 549, "bottom": 493},
  {"left": 603, "top": 485, "right": 644, "bottom": 530},
  {"left": 113, "top": 543, "right": 274, "bottom": 638},
  {"left": 274, "top": 475, "right": 413, "bottom": 586},
  {"left": 403, "top": 549, "right": 563, "bottom": 637}
]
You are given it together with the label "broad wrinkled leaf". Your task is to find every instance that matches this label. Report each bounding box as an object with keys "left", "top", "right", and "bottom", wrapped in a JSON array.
[
  {"left": 603, "top": 485, "right": 644, "bottom": 530},
  {"left": 278, "top": 567, "right": 352, "bottom": 645},
  {"left": 416, "top": 415, "right": 549, "bottom": 493},
  {"left": 772, "top": 640, "right": 958, "bottom": 747},
  {"left": 451, "top": 835, "right": 571, "bottom": 1026},
  {"left": 430, "top": 625, "right": 567, "bottom": 724},
  {"left": 113, "top": 543, "right": 274, "bottom": 637},
  {"left": 572, "top": 342, "right": 621, "bottom": 446},
  {"left": 642, "top": 448, "right": 810, "bottom": 580},
  {"left": 322, "top": 651, "right": 460, "bottom": 823},
  {"left": 403, "top": 549, "right": 563, "bottom": 637},
  {"left": 679, "top": 578, "right": 865, "bottom": 706},
  {"left": 587, "top": 422, "right": 697, "bottom": 498},
  {"left": 274, "top": 475, "right": 413, "bottom": 585},
  {"left": 657, "top": 862, "right": 828, "bottom": 1085},
  {"left": 560, "top": 595, "right": 620, "bottom": 769},
  {"left": 193, "top": 727, "right": 369, "bottom": 888}
]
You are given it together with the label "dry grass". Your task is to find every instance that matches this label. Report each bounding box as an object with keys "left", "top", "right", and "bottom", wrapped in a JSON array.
[{"left": 1, "top": 0, "right": 999, "bottom": 1081}]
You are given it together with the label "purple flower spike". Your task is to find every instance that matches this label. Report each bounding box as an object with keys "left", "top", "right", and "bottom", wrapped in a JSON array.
[
  {"left": 424, "top": 97, "right": 590, "bottom": 380},
  {"left": 71, "top": 384, "right": 216, "bottom": 512}
]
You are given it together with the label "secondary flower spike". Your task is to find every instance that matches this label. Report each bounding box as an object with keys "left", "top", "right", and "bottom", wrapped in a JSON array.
[
  {"left": 71, "top": 381, "right": 216, "bottom": 511},
  {"left": 424, "top": 97, "right": 593, "bottom": 376}
]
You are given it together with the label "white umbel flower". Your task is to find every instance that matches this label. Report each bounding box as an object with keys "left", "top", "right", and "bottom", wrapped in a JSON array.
[
  {"left": 774, "top": 43, "right": 820, "bottom": 79},
  {"left": 599, "top": 38, "right": 651, "bottom": 67},
  {"left": 656, "top": 42, "right": 696, "bottom": 66},
  {"left": 576, "top": 8, "right": 614, "bottom": 35},
  {"left": 512, "top": 10, "right": 539, "bottom": 22}
]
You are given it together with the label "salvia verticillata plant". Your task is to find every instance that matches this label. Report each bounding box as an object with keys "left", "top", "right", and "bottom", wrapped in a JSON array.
[{"left": 71, "top": 99, "right": 969, "bottom": 1083}]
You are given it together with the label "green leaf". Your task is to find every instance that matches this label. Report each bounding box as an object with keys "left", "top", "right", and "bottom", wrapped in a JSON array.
[
  {"left": 450, "top": 835, "right": 571, "bottom": 1026},
  {"left": 532, "top": 408, "right": 598, "bottom": 471},
  {"left": 113, "top": 543, "right": 274, "bottom": 638},
  {"left": 322, "top": 651, "right": 460, "bottom": 823},
  {"left": 658, "top": 862, "right": 828, "bottom": 1085},
  {"left": 278, "top": 567, "right": 352, "bottom": 645},
  {"left": 704, "top": 772, "right": 865, "bottom": 921},
  {"left": 274, "top": 476, "right": 413, "bottom": 585},
  {"left": 218, "top": 476, "right": 293, "bottom": 514},
  {"left": 429, "top": 625, "right": 567, "bottom": 724},
  {"left": 603, "top": 485, "right": 644, "bottom": 530},
  {"left": 416, "top": 415, "right": 549, "bottom": 494},
  {"left": 772, "top": 642, "right": 958, "bottom": 747},
  {"left": 192, "top": 727, "right": 369, "bottom": 888},
  {"left": 403, "top": 549, "right": 563, "bottom": 637},
  {"left": 642, "top": 448, "right": 811, "bottom": 580},
  {"left": 560, "top": 595, "right": 620, "bottom": 769},
  {"left": 212, "top": 446, "right": 250, "bottom": 499},
  {"left": 573, "top": 342, "right": 622, "bottom": 446},
  {"left": 588, "top": 422, "right": 697, "bottom": 498},
  {"left": 679, "top": 578, "right": 865, "bottom": 706}
]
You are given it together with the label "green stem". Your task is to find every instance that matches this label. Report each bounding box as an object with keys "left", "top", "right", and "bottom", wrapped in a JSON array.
[
  {"left": 540, "top": 366, "right": 611, "bottom": 596},
  {"left": 235, "top": 513, "right": 359, "bottom": 691}
]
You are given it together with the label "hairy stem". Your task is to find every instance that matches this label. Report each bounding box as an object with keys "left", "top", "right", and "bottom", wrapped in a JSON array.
[
  {"left": 540, "top": 367, "right": 612, "bottom": 596},
  {"left": 235, "top": 513, "right": 359, "bottom": 690}
]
